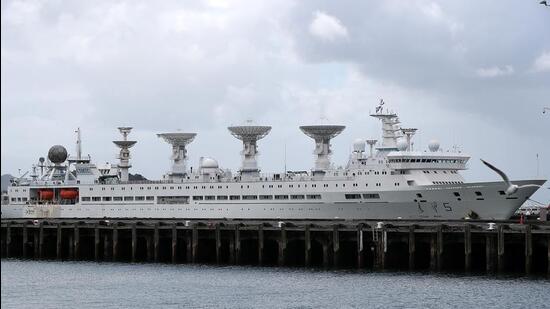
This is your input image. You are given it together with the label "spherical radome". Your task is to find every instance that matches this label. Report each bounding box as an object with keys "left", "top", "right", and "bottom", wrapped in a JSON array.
[
  {"left": 397, "top": 140, "right": 408, "bottom": 151},
  {"left": 201, "top": 157, "right": 219, "bottom": 168},
  {"left": 428, "top": 140, "right": 440, "bottom": 152},
  {"left": 353, "top": 138, "right": 365, "bottom": 152},
  {"left": 48, "top": 145, "right": 68, "bottom": 164}
]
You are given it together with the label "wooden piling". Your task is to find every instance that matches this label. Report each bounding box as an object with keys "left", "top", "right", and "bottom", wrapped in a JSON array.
[
  {"left": 215, "top": 223, "right": 221, "bottom": 264},
  {"left": 437, "top": 225, "right": 443, "bottom": 271},
  {"left": 131, "top": 224, "right": 137, "bottom": 263},
  {"left": 235, "top": 225, "right": 241, "bottom": 265},
  {"left": 278, "top": 225, "right": 286, "bottom": 267},
  {"left": 22, "top": 223, "right": 28, "bottom": 259},
  {"left": 33, "top": 229, "right": 39, "bottom": 259},
  {"left": 333, "top": 225, "right": 340, "bottom": 268},
  {"left": 186, "top": 230, "right": 192, "bottom": 263},
  {"left": 525, "top": 224, "right": 532, "bottom": 274},
  {"left": 73, "top": 224, "right": 80, "bottom": 260},
  {"left": 258, "top": 225, "right": 264, "bottom": 266},
  {"left": 112, "top": 226, "right": 118, "bottom": 262},
  {"left": 38, "top": 222, "right": 44, "bottom": 259},
  {"left": 408, "top": 225, "right": 415, "bottom": 271},
  {"left": 154, "top": 224, "right": 159, "bottom": 262},
  {"left": 94, "top": 225, "right": 100, "bottom": 261},
  {"left": 56, "top": 224, "right": 62, "bottom": 260},
  {"left": 464, "top": 224, "right": 471, "bottom": 272},
  {"left": 305, "top": 225, "right": 312, "bottom": 267},
  {"left": 486, "top": 234, "right": 495, "bottom": 273},
  {"left": 103, "top": 233, "right": 110, "bottom": 260},
  {"left": 171, "top": 224, "right": 177, "bottom": 264},
  {"left": 322, "top": 242, "right": 329, "bottom": 268},
  {"left": 357, "top": 224, "right": 364, "bottom": 269},
  {"left": 497, "top": 225, "right": 505, "bottom": 273},
  {"left": 192, "top": 224, "right": 198, "bottom": 263},
  {"left": 146, "top": 236, "right": 152, "bottom": 262},
  {"left": 6, "top": 222, "right": 11, "bottom": 258},
  {"left": 430, "top": 232, "right": 437, "bottom": 271},
  {"left": 68, "top": 234, "right": 73, "bottom": 259}
]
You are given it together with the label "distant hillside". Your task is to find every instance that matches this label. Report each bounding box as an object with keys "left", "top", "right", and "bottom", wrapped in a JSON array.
[
  {"left": 1, "top": 174, "right": 14, "bottom": 192},
  {"left": 128, "top": 173, "right": 148, "bottom": 181}
]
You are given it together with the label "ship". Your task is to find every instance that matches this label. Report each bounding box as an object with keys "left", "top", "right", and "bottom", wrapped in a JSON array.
[{"left": 1, "top": 102, "right": 546, "bottom": 220}]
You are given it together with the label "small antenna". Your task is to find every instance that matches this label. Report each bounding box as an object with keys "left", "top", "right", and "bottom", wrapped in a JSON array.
[
  {"left": 284, "top": 141, "right": 287, "bottom": 174},
  {"left": 536, "top": 153, "right": 539, "bottom": 178}
]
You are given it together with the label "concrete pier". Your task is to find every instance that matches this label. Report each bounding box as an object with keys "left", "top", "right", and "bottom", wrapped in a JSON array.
[{"left": 2, "top": 219, "right": 549, "bottom": 275}]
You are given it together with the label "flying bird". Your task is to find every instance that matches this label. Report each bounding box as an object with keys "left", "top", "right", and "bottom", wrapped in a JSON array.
[
  {"left": 481, "top": 159, "right": 543, "bottom": 195},
  {"left": 541, "top": 1, "right": 549, "bottom": 6}
]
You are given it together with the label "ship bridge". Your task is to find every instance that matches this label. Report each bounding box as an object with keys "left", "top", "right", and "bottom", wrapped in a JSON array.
[{"left": 386, "top": 151, "right": 470, "bottom": 171}]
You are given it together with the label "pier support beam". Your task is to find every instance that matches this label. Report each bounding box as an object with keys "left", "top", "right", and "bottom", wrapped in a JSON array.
[
  {"left": 408, "top": 225, "right": 415, "bottom": 271},
  {"left": 94, "top": 225, "right": 100, "bottom": 261},
  {"left": 235, "top": 226, "right": 241, "bottom": 265},
  {"left": 258, "top": 225, "right": 264, "bottom": 266},
  {"left": 112, "top": 226, "right": 118, "bottom": 262},
  {"left": 333, "top": 225, "right": 340, "bottom": 268},
  {"left": 525, "top": 224, "right": 532, "bottom": 274},
  {"left": 56, "top": 224, "right": 62, "bottom": 260},
  {"left": 74, "top": 225, "right": 80, "bottom": 260},
  {"left": 322, "top": 242, "right": 330, "bottom": 268},
  {"left": 186, "top": 230, "right": 192, "bottom": 263},
  {"left": 33, "top": 229, "right": 39, "bottom": 259},
  {"left": 215, "top": 224, "right": 221, "bottom": 264},
  {"left": 131, "top": 224, "right": 137, "bottom": 263},
  {"left": 68, "top": 234, "right": 73, "bottom": 259},
  {"left": 547, "top": 235, "right": 550, "bottom": 276},
  {"left": 38, "top": 222, "right": 44, "bottom": 259},
  {"left": 146, "top": 236, "right": 152, "bottom": 262},
  {"left": 464, "top": 224, "right": 471, "bottom": 272},
  {"left": 154, "top": 224, "right": 159, "bottom": 263},
  {"left": 357, "top": 225, "right": 364, "bottom": 269},
  {"left": 497, "top": 225, "right": 505, "bottom": 273},
  {"left": 22, "top": 223, "right": 28, "bottom": 259},
  {"left": 486, "top": 234, "right": 495, "bottom": 273},
  {"left": 278, "top": 225, "right": 287, "bottom": 267},
  {"left": 171, "top": 224, "right": 177, "bottom": 264},
  {"left": 430, "top": 232, "right": 437, "bottom": 271},
  {"left": 305, "top": 225, "right": 311, "bottom": 267},
  {"left": 6, "top": 223, "right": 11, "bottom": 258},
  {"left": 192, "top": 224, "right": 198, "bottom": 263},
  {"left": 103, "top": 233, "right": 111, "bottom": 261},
  {"left": 229, "top": 232, "right": 235, "bottom": 264},
  {"left": 437, "top": 225, "right": 443, "bottom": 271}
]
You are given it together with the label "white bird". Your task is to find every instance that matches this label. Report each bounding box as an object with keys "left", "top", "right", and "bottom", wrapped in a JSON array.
[{"left": 481, "top": 159, "right": 543, "bottom": 195}]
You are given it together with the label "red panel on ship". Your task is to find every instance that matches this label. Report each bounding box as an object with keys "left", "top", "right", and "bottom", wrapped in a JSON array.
[
  {"left": 39, "top": 190, "right": 54, "bottom": 200},
  {"left": 60, "top": 189, "right": 78, "bottom": 199}
]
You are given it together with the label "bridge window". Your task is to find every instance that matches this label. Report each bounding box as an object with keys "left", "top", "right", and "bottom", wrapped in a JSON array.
[
  {"left": 290, "top": 195, "right": 305, "bottom": 200},
  {"left": 345, "top": 194, "right": 361, "bottom": 200},
  {"left": 193, "top": 196, "right": 203, "bottom": 201},
  {"left": 217, "top": 195, "right": 228, "bottom": 200},
  {"left": 230, "top": 195, "right": 240, "bottom": 200},
  {"left": 306, "top": 194, "right": 321, "bottom": 200},
  {"left": 275, "top": 195, "right": 289, "bottom": 200},
  {"left": 205, "top": 196, "right": 215, "bottom": 200},
  {"left": 124, "top": 196, "right": 134, "bottom": 201},
  {"left": 259, "top": 195, "right": 273, "bottom": 200},
  {"left": 135, "top": 196, "right": 145, "bottom": 201},
  {"left": 242, "top": 195, "right": 257, "bottom": 200},
  {"left": 363, "top": 194, "right": 380, "bottom": 199},
  {"left": 113, "top": 196, "right": 123, "bottom": 201}
]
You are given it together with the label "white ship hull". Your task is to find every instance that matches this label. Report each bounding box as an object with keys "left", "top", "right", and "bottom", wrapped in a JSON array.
[{"left": 1, "top": 181, "right": 541, "bottom": 220}]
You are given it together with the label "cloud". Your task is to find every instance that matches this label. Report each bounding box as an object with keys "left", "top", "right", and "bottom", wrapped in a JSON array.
[
  {"left": 308, "top": 11, "right": 348, "bottom": 41},
  {"left": 476, "top": 65, "right": 514, "bottom": 78},
  {"left": 532, "top": 51, "right": 550, "bottom": 72}
]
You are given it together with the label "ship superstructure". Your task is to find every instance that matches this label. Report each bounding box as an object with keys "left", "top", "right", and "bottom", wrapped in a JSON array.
[{"left": 1, "top": 103, "right": 545, "bottom": 220}]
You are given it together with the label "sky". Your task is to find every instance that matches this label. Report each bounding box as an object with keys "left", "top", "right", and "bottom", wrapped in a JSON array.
[{"left": 1, "top": 0, "right": 549, "bottom": 202}]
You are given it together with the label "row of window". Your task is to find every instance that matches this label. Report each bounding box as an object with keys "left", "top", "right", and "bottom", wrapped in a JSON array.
[
  {"left": 81, "top": 196, "right": 155, "bottom": 202},
  {"left": 389, "top": 159, "right": 466, "bottom": 164},
  {"left": 422, "top": 170, "right": 458, "bottom": 174},
  {"left": 433, "top": 181, "right": 464, "bottom": 185},
  {"left": 193, "top": 194, "right": 323, "bottom": 201},
  {"left": 344, "top": 193, "right": 381, "bottom": 200}
]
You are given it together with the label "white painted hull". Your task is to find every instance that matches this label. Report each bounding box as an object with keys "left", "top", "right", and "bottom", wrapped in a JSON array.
[{"left": 1, "top": 181, "right": 541, "bottom": 220}]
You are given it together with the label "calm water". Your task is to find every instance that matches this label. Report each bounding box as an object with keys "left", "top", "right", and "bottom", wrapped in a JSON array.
[{"left": 1, "top": 260, "right": 549, "bottom": 309}]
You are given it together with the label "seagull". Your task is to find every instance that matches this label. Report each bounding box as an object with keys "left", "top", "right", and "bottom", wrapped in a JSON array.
[
  {"left": 481, "top": 159, "right": 543, "bottom": 195},
  {"left": 541, "top": 1, "right": 549, "bottom": 6}
]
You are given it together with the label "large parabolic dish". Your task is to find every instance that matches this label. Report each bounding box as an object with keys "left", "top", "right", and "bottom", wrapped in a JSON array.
[
  {"left": 157, "top": 132, "right": 197, "bottom": 176},
  {"left": 228, "top": 125, "right": 271, "bottom": 173},
  {"left": 300, "top": 125, "right": 345, "bottom": 171}
]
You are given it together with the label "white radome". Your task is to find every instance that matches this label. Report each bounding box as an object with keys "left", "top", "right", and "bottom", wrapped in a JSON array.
[
  {"left": 353, "top": 138, "right": 365, "bottom": 152},
  {"left": 397, "top": 140, "right": 408, "bottom": 151},
  {"left": 429, "top": 140, "right": 440, "bottom": 152},
  {"left": 201, "top": 157, "right": 219, "bottom": 169}
]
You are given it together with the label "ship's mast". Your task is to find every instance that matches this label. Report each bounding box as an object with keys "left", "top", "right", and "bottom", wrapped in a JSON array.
[
  {"left": 113, "top": 127, "right": 137, "bottom": 182},
  {"left": 370, "top": 100, "right": 401, "bottom": 153}
]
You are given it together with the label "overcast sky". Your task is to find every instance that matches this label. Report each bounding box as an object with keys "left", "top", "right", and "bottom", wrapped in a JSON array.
[{"left": 1, "top": 0, "right": 549, "bottom": 202}]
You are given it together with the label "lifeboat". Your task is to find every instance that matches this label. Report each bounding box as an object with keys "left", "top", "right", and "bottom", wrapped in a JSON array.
[
  {"left": 60, "top": 189, "right": 79, "bottom": 199},
  {"left": 39, "top": 189, "right": 54, "bottom": 200}
]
